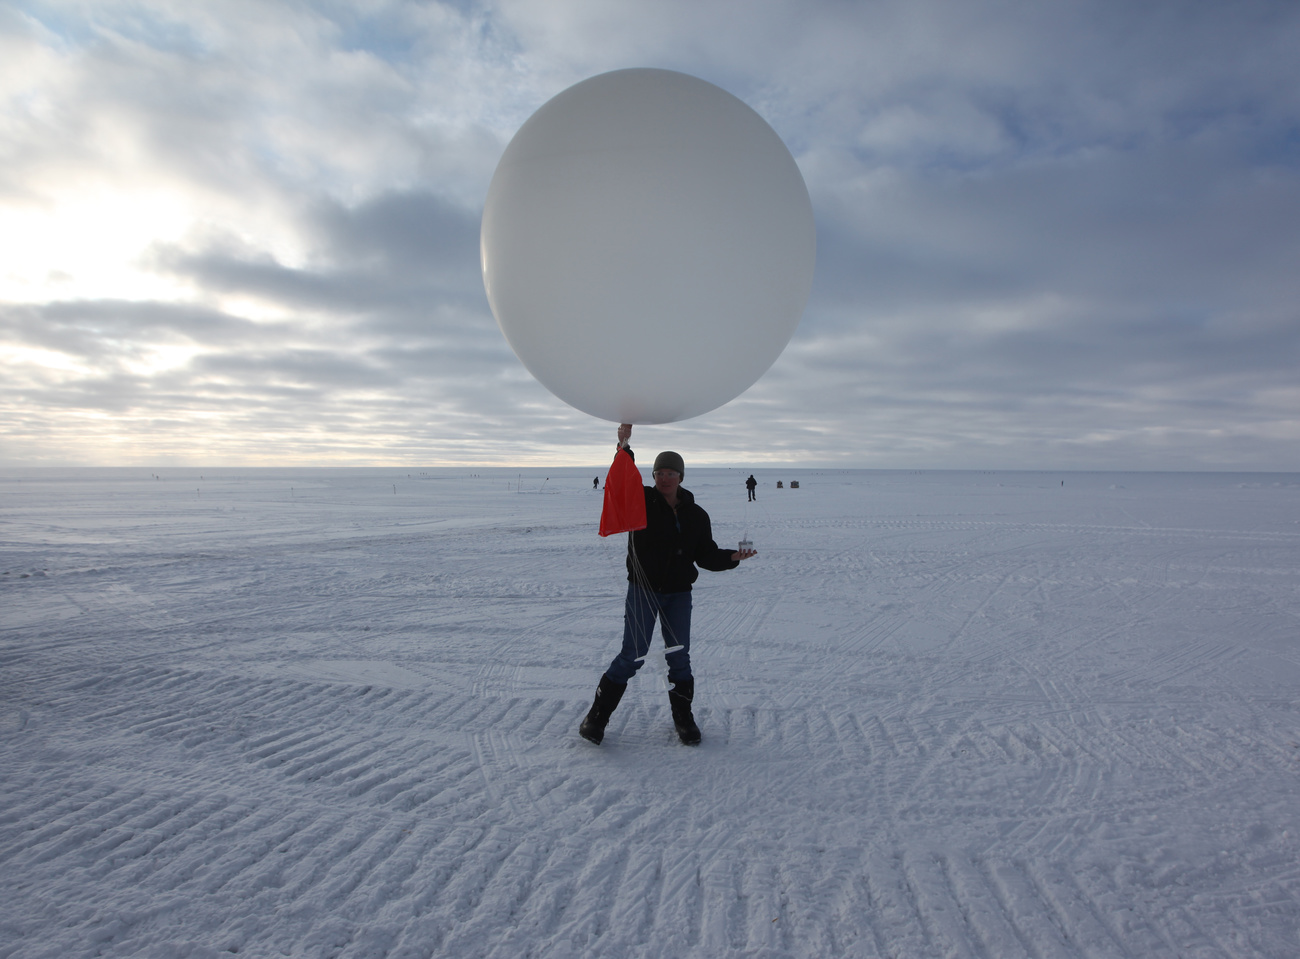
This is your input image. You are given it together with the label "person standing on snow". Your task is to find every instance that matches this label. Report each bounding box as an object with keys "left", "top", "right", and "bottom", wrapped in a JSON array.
[
  {"left": 580, "top": 424, "right": 757, "bottom": 746},
  {"left": 746, "top": 474, "right": 757, "bottom": 501}
]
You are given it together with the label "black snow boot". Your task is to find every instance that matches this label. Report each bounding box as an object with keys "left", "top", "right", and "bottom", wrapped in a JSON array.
[
  {"left": 668, "top": 677, "right": 701, "bottom": 745},
  {"left": 579, "top": 674, "right": 627, "bottom": 744}
]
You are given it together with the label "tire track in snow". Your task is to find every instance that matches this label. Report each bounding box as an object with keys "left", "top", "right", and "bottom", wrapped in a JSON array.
[
  {"left": 0, "top": 769, "right": 1257, "bottom": 958},
  {"left": 4, "top": 654, "right": 1285, "bottom": 958},
  {"left": 28, "top": 658, "right": 1280, "bottom": 817}
]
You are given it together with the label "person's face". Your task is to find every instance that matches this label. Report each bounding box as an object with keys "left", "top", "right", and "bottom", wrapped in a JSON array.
[{"left": 654, "top": 468, "right": 681, "bottom": 496}]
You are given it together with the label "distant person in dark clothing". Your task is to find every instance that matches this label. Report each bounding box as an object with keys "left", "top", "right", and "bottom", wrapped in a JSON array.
[
  {"left": 746, "top": 474, "right": 757, "bottom": 501},
  {"left": 579, "top": 424, "right": 757, "bottom": 746}
]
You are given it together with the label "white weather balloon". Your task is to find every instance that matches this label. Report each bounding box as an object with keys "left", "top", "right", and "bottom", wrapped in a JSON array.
[{"left": 481, "top": 68, "right": 815, "bottom": 424}]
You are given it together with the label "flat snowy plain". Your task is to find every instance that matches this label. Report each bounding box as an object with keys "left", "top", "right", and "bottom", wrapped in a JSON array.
[{"left": 2, "top": 466, "right": 1299, "bottom": 958}]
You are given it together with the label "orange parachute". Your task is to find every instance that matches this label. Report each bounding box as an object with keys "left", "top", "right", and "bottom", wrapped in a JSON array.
[{"left": 598, "top": 446, "right": 646, "bottom": 537}]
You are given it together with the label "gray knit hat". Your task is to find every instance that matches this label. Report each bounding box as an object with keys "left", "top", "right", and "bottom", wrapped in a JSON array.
[{"left": 653, "top": 451, "right": 685, "bottom": 478}]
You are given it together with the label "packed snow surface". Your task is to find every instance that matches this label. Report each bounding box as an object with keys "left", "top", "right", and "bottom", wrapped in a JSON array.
[{"left": 2, "top": 467, "right": 1299, "bottom": 958}]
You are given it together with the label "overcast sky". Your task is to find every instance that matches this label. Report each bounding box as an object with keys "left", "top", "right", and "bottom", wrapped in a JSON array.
[{"left": 3, "top": 0, "right": 1298, "bottom": 470}]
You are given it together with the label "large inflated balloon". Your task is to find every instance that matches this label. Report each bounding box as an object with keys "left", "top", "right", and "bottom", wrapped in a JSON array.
[{"left": 481, "top": 68, "right": 815, "bottom": 424}]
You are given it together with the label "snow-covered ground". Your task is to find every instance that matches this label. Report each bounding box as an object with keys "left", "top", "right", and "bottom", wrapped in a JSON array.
[{"left": 2, "top": 466, "right": 1298, "bottom": 958}]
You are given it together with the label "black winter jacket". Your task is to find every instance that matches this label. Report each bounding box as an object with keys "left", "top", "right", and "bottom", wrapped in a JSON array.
[{"left": 626, "top": 484, "right": 738, "bottom": 592}]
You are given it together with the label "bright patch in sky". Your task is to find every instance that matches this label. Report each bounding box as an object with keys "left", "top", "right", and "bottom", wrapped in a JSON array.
[{"left": 0, "top": 189, "right": 192, "bottom": 303}]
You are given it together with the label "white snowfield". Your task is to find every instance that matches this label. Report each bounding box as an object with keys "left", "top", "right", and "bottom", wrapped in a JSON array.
[{"left": 2, "top": 467, "right": 1298, "bottom": 959}]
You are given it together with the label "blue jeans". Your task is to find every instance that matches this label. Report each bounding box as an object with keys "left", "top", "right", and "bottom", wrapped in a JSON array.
[{"left": 605, "top": 584, "right": 692, "bottom": 684}]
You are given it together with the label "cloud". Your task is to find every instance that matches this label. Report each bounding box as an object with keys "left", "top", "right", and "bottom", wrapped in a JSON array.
[{"left": 2, "top": 0, "right": 1299, "bottom": 468}]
